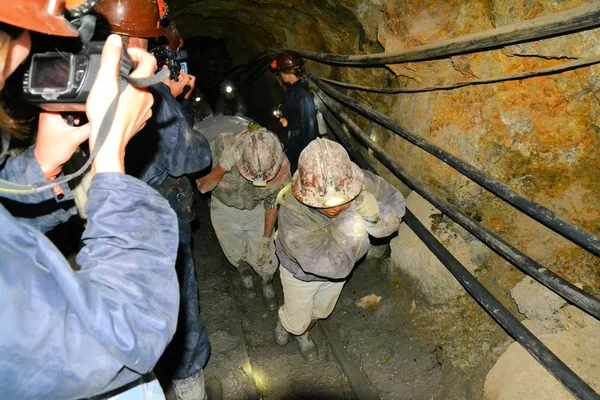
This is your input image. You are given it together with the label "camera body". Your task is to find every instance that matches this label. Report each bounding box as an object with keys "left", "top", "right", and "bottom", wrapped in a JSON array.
[
  {"left": 22, "top": 41, "right": 103, "bottom": 112},
  {"left": 152, "top": 45, "right": 188, "bottom": 81}
]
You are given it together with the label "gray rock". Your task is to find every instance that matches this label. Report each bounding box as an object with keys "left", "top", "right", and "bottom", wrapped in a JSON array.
[
  {"left": 511, "top": 276, "right": 567, "bottom": 320},
  {"left": 484, "top": 324, "right": 600, "bottom": 400},
  {"left": 390, "top": 192, "right": 479, "bottom": 304}
]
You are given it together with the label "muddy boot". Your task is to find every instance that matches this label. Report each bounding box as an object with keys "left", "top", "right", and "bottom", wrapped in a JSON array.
[
  {"left": 260, "top": 275, "right": 278, "bottom": 311},
  {"left": 238, "top": 263, "right": 256, "bottom": 299},
  {"left": 205, "top": 376, "right": 223, "bottom": 400},
  {"left": 295, "top": 331, "right": 318, "bottom": 362},
  {"left": 274, "top": 318, "right": 290, "bottom": 346},
  {"left": 173, "top": 369, "right": 206, "bottom": 400}
]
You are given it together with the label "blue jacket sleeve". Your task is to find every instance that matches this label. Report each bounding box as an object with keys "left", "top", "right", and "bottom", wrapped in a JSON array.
[
  {"left": 134, "top": 83, "right": 212, "bottom": 185},
  {"left": 0, "top": 173, "right": 180, "bottom": 400}
]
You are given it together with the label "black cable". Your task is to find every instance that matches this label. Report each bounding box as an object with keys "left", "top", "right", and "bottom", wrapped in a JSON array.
[
  {"left": 316, "top": 88, "right": 600, "bottom": 321},
  {"left": 284, "top": 3, "right": 600, "bottom": 66},
  {"left": 311, "top": 77, "right": 600, "bottom": 258},
  {"left": 321, "top": 105, "right": 600, "bottom": 400}
]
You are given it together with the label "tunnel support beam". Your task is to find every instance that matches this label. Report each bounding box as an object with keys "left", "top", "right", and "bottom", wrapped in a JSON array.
[
  {"left": 311, "top": 77, "right": 600, "bottom": 259},
  {"left": 287, "top": 3, "right": 600, "bottom": 66}
]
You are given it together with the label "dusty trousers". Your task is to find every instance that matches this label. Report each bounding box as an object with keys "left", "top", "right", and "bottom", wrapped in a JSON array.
[
  {"left": 210, "top": 196, "right": 279, "bottom": 277},
  {"left": 278, "top": 266, "right": 345, "bottom": 335},
  {"left": 157, "top": 190, "right": 210, "bottom": 384}
]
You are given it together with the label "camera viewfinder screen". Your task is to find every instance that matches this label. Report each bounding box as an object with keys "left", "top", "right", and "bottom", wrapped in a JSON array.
[{"left": 31, "top": 55, "right": 72, "bottom": 91}]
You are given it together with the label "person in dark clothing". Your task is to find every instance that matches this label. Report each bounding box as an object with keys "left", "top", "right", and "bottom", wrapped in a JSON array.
[
  {"left": 215, "top": 80, "right": 247, "bottom": 117},
  {"left": 276, "top": 51, "right": 318, "bottom": 173},
  {"left": 96, "top": 0, "right": 213, "bottom": 398}
]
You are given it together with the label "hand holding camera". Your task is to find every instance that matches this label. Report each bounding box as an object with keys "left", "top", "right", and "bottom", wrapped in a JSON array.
[{"left": 87, "top": 35, "right": 156, "bottom": 174}]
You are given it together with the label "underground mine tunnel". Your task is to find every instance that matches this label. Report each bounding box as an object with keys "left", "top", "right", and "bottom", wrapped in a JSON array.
[{"left": 36, "top": 0, "right": 600, "bottom": 399}]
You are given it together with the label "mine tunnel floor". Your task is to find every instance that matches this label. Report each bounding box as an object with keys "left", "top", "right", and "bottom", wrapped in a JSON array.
[{"left": 185, "top": 197, "right": 502, "bottom": 400}]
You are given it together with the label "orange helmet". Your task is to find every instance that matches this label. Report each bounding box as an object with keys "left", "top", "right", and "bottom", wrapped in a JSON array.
[
  {"left": 0, "top": 0, "right": 81, "bottom": 37},
  {"left": 95, "top": 0, "right": 167, "bottom": 37}
]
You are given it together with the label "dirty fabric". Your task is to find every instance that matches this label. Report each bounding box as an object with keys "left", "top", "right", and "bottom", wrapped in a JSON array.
[
  {"left": 278, "top": 266, "right": 345, "bottom": 335},
  {"left": 211, "top": 132, "right": 288, "bottom": 210},
  {"left": 276, "top": 170, "right": 405, "bottom": 283},
  {"left": 210, "top": 196, "right": 279, "bottom": 277}
]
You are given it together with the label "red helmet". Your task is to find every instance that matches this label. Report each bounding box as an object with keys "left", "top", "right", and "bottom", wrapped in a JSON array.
[
  {"left": 276, "top": 51, "right": 303, "bottom": 74},
  {"left": 95, "top": 0, "right": 167, "bottom": 37},
  {"left": 292, "top": 139, "right": 363, "bottom": 208},
  {"left": 0, "top": 0, "right": 81, "bottom": 37}
]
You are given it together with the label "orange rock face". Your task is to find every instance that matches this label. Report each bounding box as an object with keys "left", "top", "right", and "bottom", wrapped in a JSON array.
[{"left": 375, "top": 0, "right": 600, "bottom": 292}]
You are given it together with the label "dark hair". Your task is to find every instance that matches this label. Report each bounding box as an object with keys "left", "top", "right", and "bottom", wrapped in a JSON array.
[{"left": 0, "top": 29, "right": 26, "bottom": 138}]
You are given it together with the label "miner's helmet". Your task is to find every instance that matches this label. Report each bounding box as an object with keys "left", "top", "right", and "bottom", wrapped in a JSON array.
[
  {"left": 275, "top": 51, "right": 303, "bottom": 74},
  {"left": 95, "top": 0, "right": 167, "bottom": 37},
  {"left": 291, "top": 138, "right": 364, "bottom": 208},
  {"left": 0, "top": 0, "right": 84, "bottom": 37},
  {"left": 235, "top": 128, "right": 284, "bottom": 187}
]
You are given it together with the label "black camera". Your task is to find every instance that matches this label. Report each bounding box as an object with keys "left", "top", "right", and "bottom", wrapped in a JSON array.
[
  {"left": 22, "top": 42, "right": 103, "bottom": 112},
  {"left": 152, "top": 45, "right": 188, "bottom": 81}
]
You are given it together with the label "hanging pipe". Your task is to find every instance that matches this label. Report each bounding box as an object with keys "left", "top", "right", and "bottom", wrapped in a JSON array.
[
  {"left": 319, "top": 54, "right": 600, "bottom": 93},
  {"left": 311, "top": 77, "right": 600, "bottom": 258},
  {"left": 315, "top": 88, "right": 600, "bottom": 321},
  {"left": 320, "top": 107, "right": 600, "bottom": 399},
  {"left": 286, "top": 3, "right": 600, "bottom": 66}
]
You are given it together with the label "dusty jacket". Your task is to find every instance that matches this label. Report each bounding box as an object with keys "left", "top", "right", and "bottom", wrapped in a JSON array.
[{"left": 276, "top": 170, "right": 405, "bottom": 282}]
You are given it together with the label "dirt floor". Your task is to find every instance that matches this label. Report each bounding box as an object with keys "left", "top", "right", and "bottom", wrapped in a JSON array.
[{"left": 191, "top": 197, "right": 512, "bottom": 400}]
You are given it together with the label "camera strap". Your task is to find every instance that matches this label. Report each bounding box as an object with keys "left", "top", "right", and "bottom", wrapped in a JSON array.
[{"left": 0, "top": 47, "right": 170, "bottom": 195}]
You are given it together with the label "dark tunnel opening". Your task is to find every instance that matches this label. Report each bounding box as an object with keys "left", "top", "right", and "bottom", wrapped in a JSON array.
[{"left": 183, "top": 36, "right": 286, "bottom": 141}]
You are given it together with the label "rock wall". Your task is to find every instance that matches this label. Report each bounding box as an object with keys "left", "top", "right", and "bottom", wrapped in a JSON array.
[{"left": 170, "top": 0, "right": 599, "bottom": 312}]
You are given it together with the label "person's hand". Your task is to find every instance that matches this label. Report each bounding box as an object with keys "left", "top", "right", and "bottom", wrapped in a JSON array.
[
  {"left": 34, "top": 112, "right": 90, "bottom": 179},
  {"left": 86, "top": 34, "right": 156, "bottom": 174},
  {"left": 163, "top": 70, "right": 191, "bottom": 98},
  {"left": 354, "top": 191, "right": 380, "bottom": 223},
  {"left": 196, "top": 166, "right": 226, "bottom": 193},
  {"left": 256, "top": 236, "right": 273, "bottom": 266},
  {"left": 183, "top": 74, "right": 196, "bottom": 100},
  {"left": 279, "top": 117, "right": 288, "bottom": 127}
]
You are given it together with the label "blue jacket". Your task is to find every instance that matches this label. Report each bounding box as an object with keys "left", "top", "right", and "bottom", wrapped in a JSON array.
[
  {"left": 0, "top": 162, "right": 180, "bottom": 399},
  {"left": 0, "top": 134, "right": 77, "bottom": 233},
  {"left": 126, "top": 83, "right": 212, "bottom": 186}
]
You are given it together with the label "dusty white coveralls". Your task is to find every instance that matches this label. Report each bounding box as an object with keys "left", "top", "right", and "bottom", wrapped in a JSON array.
[
  {"left": 210, "top": 132, "right": 290, "bottom": 277},
  {"left": 275, "top": 170, "right": 406, "bottom": 334}
]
